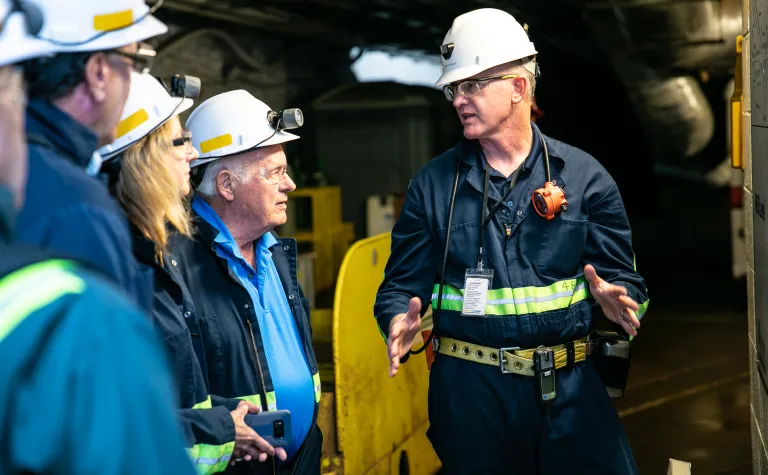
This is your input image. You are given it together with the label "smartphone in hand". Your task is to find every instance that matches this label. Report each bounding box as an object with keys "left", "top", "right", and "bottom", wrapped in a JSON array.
[{"left": 244, "top": 410, "right": 292, "bottom": 448}]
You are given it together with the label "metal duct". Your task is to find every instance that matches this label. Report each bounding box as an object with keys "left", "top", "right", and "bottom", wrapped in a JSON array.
[
  {"left": 582, "top": 0, "right": 741, "bottom": 159},
  {"left": 616, "top": 59, "right": 715, "bottom": 159}
]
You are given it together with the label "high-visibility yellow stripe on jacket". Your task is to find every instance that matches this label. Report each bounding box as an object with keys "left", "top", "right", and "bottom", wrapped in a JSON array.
[
  {"left": 0, "top": 260, "right": 85, "bottom": 344},
  {"left": 188, "top": 396, "right": 234, "bottom": 475},
  {"left": 432, "top": 277, "right": 649, "bottom": 319},
  {"left": 313, "top": 372, "right": 321, "bottom": 403},
  {"left": 432, "top": 278, "right": 590, "bottom": 316}
]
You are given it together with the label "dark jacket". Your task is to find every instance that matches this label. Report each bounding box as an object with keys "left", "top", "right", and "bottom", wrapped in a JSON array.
[
  {"left": 0, "top": 186, "right": 197, "bottom": 475},
  {"left": 15, "top": 99, "right": 152, "bottom": 311},
  {"left": 375, "top": 122, "right": 650, "bottom": 350},
  {"left": 132, "top": 229, "right": 241, "bottom": 474},
  {"left": 173, "top": 211, "right": 323, "bottom": 475}
]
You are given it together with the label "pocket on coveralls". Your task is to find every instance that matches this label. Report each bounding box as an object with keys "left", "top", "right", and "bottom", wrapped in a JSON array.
[{"left": 537, "top": 218, "right": 588, "bottom": 277}]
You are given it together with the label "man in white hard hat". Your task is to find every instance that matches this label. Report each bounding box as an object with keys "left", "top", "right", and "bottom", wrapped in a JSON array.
[
  {"left": 376, "top": 8, "right": 649, "bottom": 474},
  {"left": 172, "top": 89, "right": 322, "bottom": 474},
  {"left": 0, "top": 3, "right": 197, "bottom": 474},
  {"left": 12, "top": 0, "right": 168, "bottom": 311}
]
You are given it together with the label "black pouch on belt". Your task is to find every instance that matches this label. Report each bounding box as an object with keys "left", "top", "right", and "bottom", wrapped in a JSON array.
[{"left": 589, "top": 331, "right": 632, "bottom": 398}]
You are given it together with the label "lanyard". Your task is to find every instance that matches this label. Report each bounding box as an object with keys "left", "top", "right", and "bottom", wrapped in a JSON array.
[{"left": 477, "top": 163, "right": 520, "bottom": 269}]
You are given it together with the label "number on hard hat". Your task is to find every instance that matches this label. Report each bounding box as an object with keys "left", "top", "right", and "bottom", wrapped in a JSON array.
[
  {"left": 186, "top": 89, "right": 302, "bottom": 172},
  {"left": 98, "top": 71, "right": 201, "bottom": 160},
  {"left": 435, "top": 8, "right": 538, "bottom": 89}
]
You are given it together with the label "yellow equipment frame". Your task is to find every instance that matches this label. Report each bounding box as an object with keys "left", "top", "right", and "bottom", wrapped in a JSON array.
[{"left": 330, "top": 232, "right": 441, "bottom": 475}]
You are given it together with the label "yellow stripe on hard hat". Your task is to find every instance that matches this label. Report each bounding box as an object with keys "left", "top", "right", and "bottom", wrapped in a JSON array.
[
  {"left": 116, "top": 108, "right": 149, "bottom": 139},
  {"left": 93, "top": 10, "right": 134, "bottom": 32},
  {"left": 200, "top": 133, "right": 233, "bottom": 154}
]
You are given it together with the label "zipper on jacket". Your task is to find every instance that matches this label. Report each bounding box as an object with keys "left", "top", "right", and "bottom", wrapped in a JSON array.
[
  {"left": 246, "top": 320, "right": 276, "bottom": 475},
  {"left": 504, "top": 224, "right": 511, "bottom": 237}
]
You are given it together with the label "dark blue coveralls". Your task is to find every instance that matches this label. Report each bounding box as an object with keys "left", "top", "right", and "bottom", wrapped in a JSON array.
[{"left": 375, "top": 122, "right": 649, "bottom": 474}]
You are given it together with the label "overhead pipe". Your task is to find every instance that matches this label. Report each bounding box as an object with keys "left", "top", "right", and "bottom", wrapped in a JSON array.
[{"left": 583, "top": 0, "right": 742, "bottom": 159}]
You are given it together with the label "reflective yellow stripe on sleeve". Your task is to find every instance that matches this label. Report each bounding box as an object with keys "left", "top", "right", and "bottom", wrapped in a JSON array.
[
  {"left": 188, "top": 395, "right": 233, "bottom": 474},
  {"left": 188, "top": 441, "right": 234, "bottom": 475},
  {"left": 192, "top": 396, "right": 212, "bottom": 410},
  {"left": 431, "top": 278, "right": 589, "bottom": 316},
  {"left": 234, "top": 392, "right": 278, "bottom": 411},
  {"left": 0, "top": 260, "right": 85, "bottom": 344}
]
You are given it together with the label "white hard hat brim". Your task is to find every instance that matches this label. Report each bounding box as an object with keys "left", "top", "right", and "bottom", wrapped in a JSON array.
[
  {"left": 435, "top": 65, "right": 490, "bottom": 88},
  {"left": 434, "top": 47, "right": 538, "bottom": 88},
  {"left": 0, "top": 14, "right": 56, "bottom": 66},
  {"left": 100, "top": 97, "right": 196, "bottom": 160},
  {"left": 61, "top": 14, "right": 168, "bottom": 54},
  {"left": 190, "top": 129, "right": 300, "bottom": 169}
]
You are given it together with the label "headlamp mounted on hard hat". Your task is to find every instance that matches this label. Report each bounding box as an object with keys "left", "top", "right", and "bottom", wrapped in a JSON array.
[
  {"left": 254, "top": 107, "right": 304, "bottom": 149},
  {"left": 156, "top": 73, "right": 201, "bottom": 118}
]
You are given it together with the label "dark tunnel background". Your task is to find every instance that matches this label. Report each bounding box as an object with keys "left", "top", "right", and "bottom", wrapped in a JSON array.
[{"left": 532, "top": 39, "right": 744, "bottom": 315}]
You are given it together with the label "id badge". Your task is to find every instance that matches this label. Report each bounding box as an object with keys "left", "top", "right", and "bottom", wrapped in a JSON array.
[{"left": 461, "top": 268, "right": 494, "bottom": 317}]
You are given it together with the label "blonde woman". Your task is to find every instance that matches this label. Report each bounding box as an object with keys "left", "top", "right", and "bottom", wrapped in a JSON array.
[{"left": 99, "top": 72, "right": 275, "bottom": 474}]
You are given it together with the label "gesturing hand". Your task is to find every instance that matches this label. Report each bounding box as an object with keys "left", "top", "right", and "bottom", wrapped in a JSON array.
[
  {"left": 387, "top": 297, "right": 422, "bottom": 377},
  {"left": 584, "top": 264, "right": 640, "bottom": 337}
]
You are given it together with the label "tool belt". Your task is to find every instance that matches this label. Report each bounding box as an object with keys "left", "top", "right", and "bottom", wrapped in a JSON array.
[{"left": 434, "top": 336, "right": 589, "bottom": 377}]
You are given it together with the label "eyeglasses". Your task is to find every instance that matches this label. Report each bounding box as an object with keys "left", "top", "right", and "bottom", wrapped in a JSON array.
[
  {"left": 443, "top": 74, "right": 520, "bottom": 101},
  {"left": 172, "top": 129, "right": 194, "bottom": 155},
  {"left": 107, "top": 42, "right": 156, "bottom": 73},
  {"left": 258, "top": 164, "right": 289, "bottom": 185}
]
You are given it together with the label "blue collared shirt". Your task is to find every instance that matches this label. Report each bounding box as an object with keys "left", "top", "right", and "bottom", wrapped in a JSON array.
[{"left": 192, "top": 197, "right": 314, "bottom": 461}]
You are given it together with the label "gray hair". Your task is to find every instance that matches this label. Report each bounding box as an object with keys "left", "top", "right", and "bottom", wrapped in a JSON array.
[
  {"left": 195, "top": 154, "right": 254, "bottom": 197},
  {"left": 503, "top": 57, "right": 537, "bottom": 99}
]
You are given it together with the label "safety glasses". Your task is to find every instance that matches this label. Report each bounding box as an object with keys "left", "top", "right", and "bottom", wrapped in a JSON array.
[
  {"left": 172, "top": 129, "right": 194, "bottom": 155},
  {"left": 443, "top": 74, "right": 520, "bottom": 101},
  {"left": 107, "top": 42, "right": 156, "bottom": 73}
]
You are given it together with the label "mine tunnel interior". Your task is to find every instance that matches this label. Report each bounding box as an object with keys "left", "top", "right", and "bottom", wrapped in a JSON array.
[{"left": 147, "top": 1, "right": 751, "bottom": 472}]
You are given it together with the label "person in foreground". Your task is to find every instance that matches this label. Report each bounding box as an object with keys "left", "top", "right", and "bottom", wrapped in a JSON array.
[
  {"left": 14, "top": 0, "right": 167, "bottom": 310},
  {"left": 0, "top": 4, "right": 196, "bottom": 474},
  {"left": 375, "top": 8, "right": 650, "bottom": 475}
]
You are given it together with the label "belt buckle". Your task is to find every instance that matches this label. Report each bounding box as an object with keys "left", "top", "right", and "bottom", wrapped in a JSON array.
[{"left": 499, "top": 347, "right": 520, "bottom": 374}]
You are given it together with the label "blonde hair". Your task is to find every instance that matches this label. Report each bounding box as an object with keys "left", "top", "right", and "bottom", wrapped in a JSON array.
[{"left": 116, "top": 119, "right": 192, "bottom": 263}]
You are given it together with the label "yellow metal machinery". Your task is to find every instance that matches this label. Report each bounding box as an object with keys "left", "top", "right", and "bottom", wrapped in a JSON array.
[
  {"left": 289, "top": 186, "right": 355, "bottom": 293},
  {"left": 312, "top": 232, "right": 441, "bottom": 475}
]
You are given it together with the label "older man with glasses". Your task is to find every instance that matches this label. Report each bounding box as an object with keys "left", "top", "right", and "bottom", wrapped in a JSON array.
[{"left": 12, "top": 0, "right": 166, "bottom": 310}]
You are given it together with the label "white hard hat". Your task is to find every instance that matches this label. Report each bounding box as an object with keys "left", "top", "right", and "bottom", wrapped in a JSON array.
[
  {"left": 186, "top": 89, "right": 301, "bottom": 168},
  {"left": 0, "top": 0, "right": 167, "bottom": 67},
  {"left": 435, "top": 8, "right": 537, "bottom": 87},
  {"left": 0, "top": 1, "right": 53, "bottom": 66},
  {"left": 98, "top": 71, "right": 195, "bottom": 159}
]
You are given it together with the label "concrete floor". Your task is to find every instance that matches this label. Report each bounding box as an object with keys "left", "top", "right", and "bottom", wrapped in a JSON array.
[
  {"left": 617, "top": 177, "right": 752, "bottom": 474},
  {"left": 616, "top": 310, "right": 751, "bottom": 475}
]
